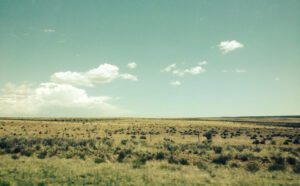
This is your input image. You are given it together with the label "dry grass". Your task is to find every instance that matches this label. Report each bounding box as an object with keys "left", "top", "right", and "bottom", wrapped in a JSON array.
[{"left": 0, "top": 117, "right": 299, "bottom": 185}]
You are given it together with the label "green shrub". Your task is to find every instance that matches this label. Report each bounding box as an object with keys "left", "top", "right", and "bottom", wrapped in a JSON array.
[
  {"left": 0, "top": 180, "right": 10, "bottom": 186},
  {"left": 212, "top": 155, "right": 231, "bottom": 165},
  {"left": 203, "top": 132, "right": 212, "bottom": 141},
  {"left": 117, "top": 151, "right": 126, "bottom": 162},
  {"left": 94, "top": 156, "right": 106, "bottom": 164},
  {"left": 179, "top": 158, "right": 189, "bottom": 165},
  {"left": 20, "top": 149, "right": 32, "bottom": 157},
  {"left": 37, "top": 151, "right": 47, "bottom": 159},
  {"left": 65, "top": 152, "right": 73, "bottom": 159},
  {"left": 237, "top": 153, "right": 254, "bottom": 161},
  {"left": 196, "top": 161, "right": 208, "bottom": 170},
  {"left": 132, "top": 157, "right": 147, "bottom": 168},
  {"left": 268, "top": 163, "right": 286, "bottom": 171},
  {"left": 155, "top": 152, "right": 165, "bottom": 160},
  {"left": 213, "top": 146, "right": 222, "bottom": 154},
  {"left": 245, "top": 162, "right": 260, "bottom": 173},
  {"left": 11, "top": 154, "right": 19, "bottom": 160},
  {"left": 230, "top": 162, "right": 239, "bottom": 168},
  {"left": 287, "top": 157, "right": 297, "bottom": 165},
  {"left": 292, "top": 164, "right": 300, "bottom": 173},
  {"left": 140, "top": 135, "right": 146, "bottom": 140},
  {"left": 168, "top": 156, "right": 178, "bottom": 164}
]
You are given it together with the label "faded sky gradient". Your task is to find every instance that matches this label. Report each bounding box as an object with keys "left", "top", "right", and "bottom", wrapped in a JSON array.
[{"left": 0, "top": 0, "right": 299, "bottom": 117}]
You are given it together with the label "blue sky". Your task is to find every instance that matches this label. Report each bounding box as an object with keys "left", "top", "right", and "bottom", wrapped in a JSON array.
[{"left": 0, "top": 0, "right": 299, "bottom": 117}]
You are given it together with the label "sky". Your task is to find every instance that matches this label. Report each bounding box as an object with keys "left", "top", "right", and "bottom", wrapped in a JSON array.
[{"left": 0, "top": 0, "right": 299, "bottom": 117}]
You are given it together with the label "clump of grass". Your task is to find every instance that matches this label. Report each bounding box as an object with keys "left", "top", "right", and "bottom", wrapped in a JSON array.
[
  {"left": 94, "top": 156, "right": 106, "bottom": 164},
  {"left": 287, "top": 157, "right": 297, "bottom": 165},
  {"left": 20, "top": 148, "right": 33, "bottom": 157},
  {"left": 0, "top": 179, "right": 10, "bottom": 186},
  {"left": 203, "top": 132, "right": 213, "bottom": 143},
  {"left": 292, "top": 164, "right": 300, "bottom": 173},
  {"left": 237, "top": 153, "right": 254, "bottom": 161},
  {"left": 245, "top": 162, "right": 260, "bottom": 173},
  {"left": 155, "top": 152, "right": 165, "bottom": 160},
  {"left": 117, "top": 151, "right": 126, "bottom": 162},
  {"left": 132, "top": 157, "right": 147, "bottom": 168},
  {"left": 179, "top": 158, "right": 189, "bottom": 165},
  {"left": 230, "top": 162, "right": 239, "bottom": 168},
  {"left": 268, "top": 155, "right": 286, "bottom": 171},
  {"left": 213, "top": 146, "right": 222, "bottom": 154},
  {"left": 212, "top": 155, "right": 231, "bottom": 165},
  {"left": 11, "top": 154, "right": 19, "bottom": 160},
  {"left": 37, "top": 151, "right": 47, "bottom": 159},
  {"left": 168, "top": 155, "right": 178, "bottom": 164},
  {"left": 195, "top": 161, "right": 208, "bottom": 170}
]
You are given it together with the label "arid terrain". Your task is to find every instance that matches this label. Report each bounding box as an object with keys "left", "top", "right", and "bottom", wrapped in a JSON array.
[{"left": 0, "top": 117, "right": 300, "bottom": 185}]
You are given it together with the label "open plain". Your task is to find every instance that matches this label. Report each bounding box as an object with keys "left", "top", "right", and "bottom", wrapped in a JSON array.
[{"left": 0, "top": 117, "right": 299, "bottom": 185}]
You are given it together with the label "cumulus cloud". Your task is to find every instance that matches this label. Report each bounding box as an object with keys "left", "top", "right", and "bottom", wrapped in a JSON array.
[
  {"left": 162, "top": 63, "right": 206, "bottom": 77},
  {"left": 170, "top": 81, "right": 181, "bottom": 86},
  {"left": 51, "top": 63, "right": 138, "bottom": 86},
  {"left": 218, "top": 40, "right": 244, "bottom": 54},
  {"left": 86, "top": 64, "right": 119, "bottom": 84},
  {"left": 0, "top": 82, "right": 118, "bottom": 116},
  {"left": 51, "top": 71, "right": 92, "bottom": 87},
  {"left": 127, "top": 62, "right": 137, "bottom": 69}
]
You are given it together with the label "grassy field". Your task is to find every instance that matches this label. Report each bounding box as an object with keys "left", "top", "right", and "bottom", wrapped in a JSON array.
[{"left": 0, "top": 117, "right": 299, "bottom": 185}]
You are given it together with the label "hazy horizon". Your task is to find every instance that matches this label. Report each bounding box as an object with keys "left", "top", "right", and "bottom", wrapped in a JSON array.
[{"left": 1, "top": 0, "right": 299, "bottom": 117}]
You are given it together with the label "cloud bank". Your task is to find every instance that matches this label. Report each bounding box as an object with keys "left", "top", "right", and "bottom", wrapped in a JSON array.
[
  {"left": 51, "top": 63, "right": 138, "bottom": 86},
  {"left": 0, "top": 63, "right": 136, "bottom": 116}
]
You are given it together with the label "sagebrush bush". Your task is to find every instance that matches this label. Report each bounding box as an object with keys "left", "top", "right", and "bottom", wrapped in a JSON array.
[
  {"left": 117, "top": 151, "right": 126, "bottom": 162},
  {"left": 287, "top": 157, "right": 297, "bottom": 165},
  {"left": 168, "top": 156, "right": 178, "bottom": 164},
  {"left": 196, "top": 161, "right": 207, "bottom": 170},
  {"left": 292, "top": 164, "right": 300, "bottom": 173},
  {"left": 179, "top": 158, "right": 189, "bottom": 165},
  {"left": 212, "top": 155, "right": 231, "bottom": 165},
  {"left": 0, "top": 180, "right": 10, "bottom": 186},
  {"left": 94, "top": 156, "right": 106, "bottom": 164},
  {"left": 132, "top": 157, "right": 147, "bottom": 168},
  {"left": 37, "top": 151, "right": 47, "bottom": 159},
  {"left": 213, "top": 146, "right": 222, "bottom": 154},
  {"left": 11, "top": 154, "right": 19, "bottom": 160},
  {"left": 155, "top": 152, "right": 165, "bottom": 160},
  {"left": 237, "top": 153, "right": 254, "bottom": 161},
  {"left": 245, "top": 162, "right": 260, "bottom": 173}
]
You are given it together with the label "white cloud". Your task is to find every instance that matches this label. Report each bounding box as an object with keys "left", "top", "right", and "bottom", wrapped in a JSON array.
[
  {"left": 198, "top": 61, "right": 208, "bottom": 65},
  {"left": 218, "top": 40, "right": 244, "bottom": 54},
  {"left": 170, "top": 81, "right": 181, "bottom": 86},
  {"left": 163, "top": 64, "right": 176, "bottom": 72},
  {"left": 51, "top": 63, "right": 138, "bottom": 86},
  {"left": 235, "top": 69, "right": 246, "bottom": 73},
  {"left": 86, "top": 64, "right": 119, "bottom": 84},
  {"left": 0, "top": 82, "right": 118, "bottom": 116},
  {"left": 51, "top": 71, "right": 92, "bottom": 87},
  {"left": 162, "top": 63, "right": 206, "bottom": 77},
  {"left": 185, "top": 66, "right": 205, "bottom": 75},
  {"left": 127, "top": 62, "right": 137, "bottom": 69},
  {"left": 43, "top": 29, "right": 56, "bottom": 33},
  {"left": 120, "top": 73, "right": 138, "bottom": 81}
]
